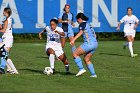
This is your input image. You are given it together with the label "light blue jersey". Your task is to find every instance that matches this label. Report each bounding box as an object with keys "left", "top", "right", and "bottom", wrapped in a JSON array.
[
  {"left": 79, "top": 22, "right": 98, "bottom": 54},
  {"left": 79, "top": 21, "right": 97, "bottom": 43},
  {"left": 58, "top": 12, "right": 74, "bottom": 37}
]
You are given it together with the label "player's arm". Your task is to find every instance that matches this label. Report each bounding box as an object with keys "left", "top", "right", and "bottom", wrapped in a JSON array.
[
  {"left": 116, "top": 22, "right": 122, "bottom": 31},
  {"left": 38, "top": 29, "right": 46, "bottom": 39},
  {"left": 0, "top": 20, "right": 8, "bottom": 33},
  {"left": 58, "top": 18, "right": 69, "bottom": 23},
  {"left": 70, "top": 30, "right": 83, "bottom": 45},
  {"left": 54, "top": 30, "right": 65, "bottom": 36}
]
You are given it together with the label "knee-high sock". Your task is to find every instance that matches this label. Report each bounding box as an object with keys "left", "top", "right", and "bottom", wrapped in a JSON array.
[
  {"left": 74, "top": 57, "right": 84, "bottom": 71},
  {"left": 0, "top": 57, "right": 6, "bottom": 69},
  {"left": 49, "top": 54, "right": 55, "bottom": 69},
  {"left": 7, "top": 58, "right": 18, "bottom": 73},
  {"left": 128, "top": 42, "right": 133, "bottom": 56},
  {"left": 6, "top": 63, "right": 12, "bottom": 71},
  {"left": 72, "top": 46, "right": 76, "bottom": 53},
  {"left": 87, "top": 63, "right": 96, "bottom": 76}
]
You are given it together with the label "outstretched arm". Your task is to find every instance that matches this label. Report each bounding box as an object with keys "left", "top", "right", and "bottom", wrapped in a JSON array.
[
  {"left": 38, "top": 29, "right": 46, "bottom": 39},
  {"left": 116, "top": 22, "right": 122, "bottom": 31}
]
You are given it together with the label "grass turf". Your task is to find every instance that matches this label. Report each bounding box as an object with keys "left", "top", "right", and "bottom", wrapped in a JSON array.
[{"left": 0, "top": 41, "right": 140, "bottom": 93}]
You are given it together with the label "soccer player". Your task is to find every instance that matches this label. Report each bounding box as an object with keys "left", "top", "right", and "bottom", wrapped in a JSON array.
[
  {"left": 116, "top": 7, "right": 139, "bottom": 57},
  {"left": 58, "top": 4, "right": 76, "bottom": 52},
  {"left": 0, "top": 38, "right": 8, "bottom": 74},
  {"left": 39, "top": 19, "right": 70, "bottom": 73},
  {"left": 0, "top": 7, "right": 18, "bottom": 74},
  {"left": 70, "top": 13, "right": 98, "bottom": 77}
]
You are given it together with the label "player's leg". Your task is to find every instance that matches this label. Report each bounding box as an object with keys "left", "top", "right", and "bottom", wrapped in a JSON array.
[
  {"left": 84, "top": 51, "right": 97, "bottom": 78},
  {"left": 69, "top": 36, "right": 76, "bottom": 53},
  {"left": 58, "top": 53, "right": 70, "bottom": 73},
  {"left": 46, "top": 48, "right": 55, "bottom": 71},
  {"left": 73, "top": 46, "right": 86, "bottom": 76},
  {"left": 126, "top": 36, "right": 137, "bottom": 57},
  {"left": 5, "top": 47, "right": 18, "bottom": 74},
  {"left": 68, "top": 31, "right": 76, "bottom": 53}
]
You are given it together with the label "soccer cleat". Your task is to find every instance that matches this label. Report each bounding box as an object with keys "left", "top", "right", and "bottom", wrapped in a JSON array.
[
  {"left": 65, "top": 65, "right": 69, "bottom": 73},
  {"left": 9, "top": 71, "right": 19, "bottom": 74},
  {"left": 0, "top": 68, "right": 5, "bottom": 74},
  {"left": 131, "top": 54, "right": 138, "bottom": 57},
  {"left": 90, "top": 75, "right": 97, "bottom": 78},
  {"left": 76, "top": 69, "right": 86, "bottom": 77}
]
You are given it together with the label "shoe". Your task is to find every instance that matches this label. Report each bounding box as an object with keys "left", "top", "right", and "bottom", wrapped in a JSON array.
[
  {"left": 10, "top": 71, "right": 19, "bottom": 74},
  {"left": 0, "top": 68, "right": 5, "bottom": 74},
  {"left": 90, "top": 75, "right": 97, "bottom": 78},
  {"left": 131, "top": 54, "right": 138, "bottom": 57},
  {"left": 76, "top": 69, "right": 86, "bottom": 77}
]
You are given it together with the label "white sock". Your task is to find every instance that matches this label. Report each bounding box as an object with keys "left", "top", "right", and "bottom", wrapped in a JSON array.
[
  {"left": 6, "top": 63, "right": 12, "bottom": 71},
  {"left": 128, "top": 42, "right": 133, "bottom": 56},
  {"left": 7, "top": 59, "right": 18, "bottom": 73},
  {"left": 49, "top": 54, "right": 55, "bottom": 69}
]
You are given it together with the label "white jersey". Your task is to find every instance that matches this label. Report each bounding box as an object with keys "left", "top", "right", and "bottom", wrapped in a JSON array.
[
  {"left": 45, "top": 26, "right": 63, "bottom": 47},
  {"left": 120, "top": 15, "right": 139, "bottom": 32},
  {"left": 2, "top": 16, "right": 13, "bottom": 37}
]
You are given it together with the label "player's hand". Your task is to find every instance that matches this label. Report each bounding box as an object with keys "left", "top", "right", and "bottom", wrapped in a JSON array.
[
  {"left": 70, "top": 40, "right": 75, "bottom": 46},
  {"left": 38, "top": 34, "right": 42, "bottom": 39},
  {"left": 134, "top": 25, "right": 137, "bottom": 29},
  {"left": 54, "top": 30, "right": 58, "bottom": 33},
  {"left": 71, "top": 23, "right": 75, "bottom": 27},
  {"left": 116, "top": 27, "right": 120, "bottom": 31}
]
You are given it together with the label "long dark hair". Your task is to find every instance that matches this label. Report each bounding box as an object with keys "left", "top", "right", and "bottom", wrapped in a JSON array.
[
  {"left": 76, "top": 13, "right": 89, "bottom": 21},
  {"left": 63, "top": 4, "right": 70, "bottom": 12},
  {"left": 4, "top": 7, "right": 12, "bottom": 17}
]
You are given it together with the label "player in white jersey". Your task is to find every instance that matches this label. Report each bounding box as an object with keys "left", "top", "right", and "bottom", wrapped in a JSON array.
[
  {"left": 0, "top": 8, "right": 18, "bottom": 74},
  {"left": 39, "top": 19, "right": 70, "bottom": 73},
  {"left": 116, "top": 7, "right": 139, "bottom": 57}
]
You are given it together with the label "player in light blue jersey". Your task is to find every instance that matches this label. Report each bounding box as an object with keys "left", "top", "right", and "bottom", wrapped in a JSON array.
[
  {"left": 70, "top": 13, "right": 98, "bottom": 77},
  {"left": 58, "top": 4, "right": 76, "bottom": 52}
]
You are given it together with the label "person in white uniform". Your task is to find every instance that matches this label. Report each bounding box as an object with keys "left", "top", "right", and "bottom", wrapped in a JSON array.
[
  {"left": 0, "top": 7, "right": 18, "bottom": 74},
  {"left": 39, "top": 19, "right": 70, "bottom": 74},
  {"left": 116, "top": 7, "right": 139, "bottom": 57}
]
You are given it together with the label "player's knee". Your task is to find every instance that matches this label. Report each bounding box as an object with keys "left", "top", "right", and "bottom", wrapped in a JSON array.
[{"left": 73, "top": 52, "right": 78, "bottom": 58}]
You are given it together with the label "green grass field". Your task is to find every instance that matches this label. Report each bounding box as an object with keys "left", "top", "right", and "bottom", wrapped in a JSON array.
[{"left": 0, "top": 41, "right": 140, "bottom": 93}]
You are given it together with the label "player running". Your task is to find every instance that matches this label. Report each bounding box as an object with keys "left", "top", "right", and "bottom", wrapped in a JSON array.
[
  {"left": 39, "top": 19, "right": 70, "bottom": 74},
  {"left": 116, "top": 7, "right": 139, "bottom": 57},
  {"left": 58, "top": 4, "right": 76, "bottom": 52},
  {"left": 70, "top": 13, "right": 98, "bottom": 77},
  {"left": 0, "top": 7, "right": 18, "bottom": 74}
]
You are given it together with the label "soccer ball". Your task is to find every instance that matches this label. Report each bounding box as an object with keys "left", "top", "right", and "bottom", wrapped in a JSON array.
[{"left": 43, "top": 67, "right": 53, "bottom": 76}]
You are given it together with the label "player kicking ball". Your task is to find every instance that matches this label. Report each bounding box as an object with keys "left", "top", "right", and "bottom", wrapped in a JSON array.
[
  {"left": 39, "top": 19, "right": 70, "bottom": 74},
  {"left": 116, "top": 7, "right": 139, "bottom": 57},
  {"left": 70, "top": 13, "right": 98, "bottom": 77},
  {"left": 0, "top": 7, "right": 18, "bottom": 74}
]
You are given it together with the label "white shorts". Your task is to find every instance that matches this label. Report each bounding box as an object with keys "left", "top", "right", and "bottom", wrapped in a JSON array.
[
  {"left": 45, "top": 44, "right": 64, "bottom": 57},
  {"left": 124, "top": 30, "right": 136, "bottom": 37},
  {"left": 2, "top": 36, "right": 13, "bottom": 48}
]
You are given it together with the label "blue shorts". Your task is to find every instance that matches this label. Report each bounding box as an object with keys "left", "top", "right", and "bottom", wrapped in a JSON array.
[
  {"left": 64, "top": 26, "right": 74, "bottom": 38},
  {"left": 80, "top": 42, "right": 98, "bottom": 54}
]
